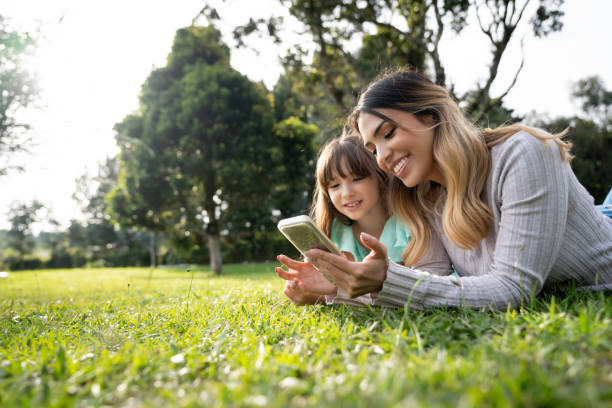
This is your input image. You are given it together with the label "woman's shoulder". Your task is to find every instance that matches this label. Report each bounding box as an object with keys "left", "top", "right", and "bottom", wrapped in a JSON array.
[
  {"left": 486, "top": 128, "right": 571, "bottom": 204},
  {"left": 492, "top": 128, "right": 552, "bottom": 149},
  {"left": 490, "top": 128, "right": 563, "bottom": 165}
]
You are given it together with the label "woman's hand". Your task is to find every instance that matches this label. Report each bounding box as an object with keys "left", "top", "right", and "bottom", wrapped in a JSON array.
[
  {"left": 275, "top": 255, "right": 338, "bottom": 296},
  {"left": 305, "top": 232, "right": 389, "bottom": 298}
]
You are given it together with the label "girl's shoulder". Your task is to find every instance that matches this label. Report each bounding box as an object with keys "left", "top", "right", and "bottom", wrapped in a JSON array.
[
  {"left": 330, "top": 218, "right": 361, "bottom": 256},
  {"left": 381, "top": 215, "right": 412, "bottom": 263}
]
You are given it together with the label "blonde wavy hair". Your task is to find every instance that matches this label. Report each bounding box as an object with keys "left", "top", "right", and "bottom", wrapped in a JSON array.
[
  {"left": 311, "top": 134, "right": 390, "bottom": 237},
  {"left": 348, "top": 70, "right": 572, "bottom": 266}
]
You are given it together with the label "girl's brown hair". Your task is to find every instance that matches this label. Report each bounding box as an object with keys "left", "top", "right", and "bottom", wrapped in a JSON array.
[
  {"left": 348, "top": 70, "right": 572, "bottom": 266},
  {"left": 311, "top": 134, "right": 390, "bottom": 236}
]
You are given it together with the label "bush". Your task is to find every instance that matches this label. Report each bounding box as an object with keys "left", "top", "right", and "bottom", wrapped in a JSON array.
[
  {"left": 44, "top": 247, "right": 75, "bottom": 269},
  {"left": 222, "top": 230, "right": 298, "bottom": 263},
  {"left": 5, "top": 254, "right": 44, "bottom": 271}
]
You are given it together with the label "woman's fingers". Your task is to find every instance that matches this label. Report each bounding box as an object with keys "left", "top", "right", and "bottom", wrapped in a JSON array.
[
  {"left": 305, "top": 249, "right": 353, "bottom": 272},
  {"left": 304, "top": 249, "right": 354, "bottom": 289},
  {"left": 306, "top": 244, "right": 387, "bottom": 299},
  {"left": 359, "top": 232, "right": 388, "bottom": 258},
  {"left": 359, "top": 232, "right": 390, "bottom": 271}
]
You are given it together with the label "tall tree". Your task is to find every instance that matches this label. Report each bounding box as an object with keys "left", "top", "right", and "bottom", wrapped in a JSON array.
[
  {"left": 232, "top": 0, "right": 564, "bottom": 129},
  {"left": 0, "top": 16, "right": 38, "bottom": 175},
  {"left": 110, "top": 25, "right": 281, "bottom": 274}
]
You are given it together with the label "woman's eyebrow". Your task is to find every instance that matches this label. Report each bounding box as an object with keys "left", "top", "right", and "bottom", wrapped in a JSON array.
[
  {"left": 373, "top": 119, "right": 388, "bottom": 138},
  {"left": 361, "top": 108, "right": 395, "bottom": 138}
]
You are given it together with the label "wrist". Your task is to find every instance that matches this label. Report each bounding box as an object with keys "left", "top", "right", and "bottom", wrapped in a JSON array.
[{"left": 378, "top": 258, "right": 389, "bottom": 287}]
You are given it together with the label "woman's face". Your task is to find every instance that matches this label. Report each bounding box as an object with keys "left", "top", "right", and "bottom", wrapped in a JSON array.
[{"left": 357, "top": 108, "right": 444, "bottom": 188}]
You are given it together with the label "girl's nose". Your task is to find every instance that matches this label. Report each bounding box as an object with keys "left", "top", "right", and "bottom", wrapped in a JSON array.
[{"left": 341, "top": 183, "right": 354, "bottom": 197}]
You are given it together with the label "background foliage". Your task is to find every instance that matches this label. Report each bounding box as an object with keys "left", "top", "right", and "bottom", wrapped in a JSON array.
[{"left": 1, "top": 1, "right": 611, "bottom": 271}]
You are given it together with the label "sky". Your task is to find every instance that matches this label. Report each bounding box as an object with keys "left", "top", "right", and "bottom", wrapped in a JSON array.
[{"left": 1, "top": 0, "right": 611, "bottom": 232}]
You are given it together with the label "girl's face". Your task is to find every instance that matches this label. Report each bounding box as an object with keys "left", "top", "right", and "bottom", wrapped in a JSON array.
[
  {"left": 358, "top": 108, "right": 445, "bottom": 187},
  {"left": 326, "top": 161, "right": 381, "bottom": 222}
]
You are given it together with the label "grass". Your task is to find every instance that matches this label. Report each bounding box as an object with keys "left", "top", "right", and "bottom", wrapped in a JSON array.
[{"left": 1, "top": 264, "right": 612, "bottom": 407}]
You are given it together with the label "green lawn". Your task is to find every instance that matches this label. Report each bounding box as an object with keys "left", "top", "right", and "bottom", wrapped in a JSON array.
[{"left": 1, "top": 265, "right": 612, "bottom": 407}]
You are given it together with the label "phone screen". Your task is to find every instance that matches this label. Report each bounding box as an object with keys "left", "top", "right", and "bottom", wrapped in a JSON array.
[
  {"left": 281, "top": 223, "right": 337, "bottom": 254},
  {"left": 277, "top": 215, "right": 342, "bottom": 257}
]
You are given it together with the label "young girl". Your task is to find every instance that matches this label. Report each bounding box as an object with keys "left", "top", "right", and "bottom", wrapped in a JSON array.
[
  {"left": 275, "top": 135, "right": 413, "bottom": 305},
  {"left": 302, "top": 70, "right": 612, "bottom": 310}
]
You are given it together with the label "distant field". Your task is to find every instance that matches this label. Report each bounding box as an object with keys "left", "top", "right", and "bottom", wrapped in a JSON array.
[{"left": 1, "top": 265, "right": 612, "bottom": 407}]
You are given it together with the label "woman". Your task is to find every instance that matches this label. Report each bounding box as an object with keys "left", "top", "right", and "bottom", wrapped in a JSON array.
[{"left": 280, "top": 70, "right": 612, "bottom": 310}]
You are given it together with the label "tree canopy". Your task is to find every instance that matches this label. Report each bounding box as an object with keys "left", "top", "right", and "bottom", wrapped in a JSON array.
[
  {"left": 109, "top": 25, "right": 312, "bottom": 273},
  {"left": 0, "top": 15, "right": 39, "bottom": 175},
  {"left": 231, "top": 0, "right": 565, "bottom": 133}
]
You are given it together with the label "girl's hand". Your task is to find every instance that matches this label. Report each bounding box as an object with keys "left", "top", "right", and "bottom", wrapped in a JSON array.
[
  {"left": 282, "top": 280, "right": 325, "bottom": 305},
  {"left": 305, "top": 232, "right": 389, "bottom": 298},
  {"left": 275, "top": 255, "right": 338, "bottom": 296}
]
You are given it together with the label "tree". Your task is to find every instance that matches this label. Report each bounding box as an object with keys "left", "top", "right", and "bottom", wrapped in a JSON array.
[
  {"left": 72, "top": 159, "right": 119, "bottom": 258},
  {"left": 71, "top": 157, "right": 152, "bottom": 267},
  {"left": 110, "top": 25, "right": 282, "bottom": 274},
  {"left": 540, "top": 116, "right": 612, "bottom": 204},
  {"left": 5, "top": 200, "right": 44, "bottom": 269},
  {"left": 231, "top": 0, "right": 565, "bottom": 130},
  {"left": 534, "top": 77, "right": 612, "bottom": 203},
  {"left": 270, "top": 116, "right": 318, "bottom": 218},
  {"left": 571, "top": 76, "right": 612, "bottom": 129},
  {"left": 107, "top": 113, "right": 172, "bottom": 267},
  {"left": 0, "top": 16, "right": 38, "bottom": 175}
]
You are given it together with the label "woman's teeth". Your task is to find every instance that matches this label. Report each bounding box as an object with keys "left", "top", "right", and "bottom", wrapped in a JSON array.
[{"left": 394, "top": 156, "right": 409, "bottom": 174}]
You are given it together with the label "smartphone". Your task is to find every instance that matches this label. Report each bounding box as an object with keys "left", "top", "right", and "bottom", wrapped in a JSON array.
[{"left": 277, "top": 215, "right": 342, "bottom": 282}]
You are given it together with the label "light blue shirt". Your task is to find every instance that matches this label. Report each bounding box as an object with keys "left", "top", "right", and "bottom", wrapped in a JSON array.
[{"left": 330, "top": 215, "right": 411, "bottom": 263}]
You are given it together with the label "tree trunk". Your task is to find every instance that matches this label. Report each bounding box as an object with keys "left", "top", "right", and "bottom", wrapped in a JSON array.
[
  {"left": 149, "top": 232, "right": 158, "bottom": 267},
  {"left": 208, "top": 234, "right": 222, "bottom": 275}
]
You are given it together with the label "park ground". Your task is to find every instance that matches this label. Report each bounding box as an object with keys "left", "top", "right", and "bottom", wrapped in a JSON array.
[{"left": 1, "top": 264, "right": 612, "bottom": 407}]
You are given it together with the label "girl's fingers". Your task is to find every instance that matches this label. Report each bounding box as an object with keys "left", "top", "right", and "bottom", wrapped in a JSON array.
[
  {"left": 284, "top": 284, "right": 307, "bottom": 305},
  {"left": 275, "top": 266, "right": 297, "bottom": 281},
  {"left": 341, "top": 251, "right": 356, "bottom": 261},
  {"left": 277, "top": 254, "right": 308, "bottom": 269}
]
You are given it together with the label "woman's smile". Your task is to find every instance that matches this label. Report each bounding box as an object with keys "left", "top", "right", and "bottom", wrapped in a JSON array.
[{"left": 392, "top": 155, "right": 411, "bottom": 176}]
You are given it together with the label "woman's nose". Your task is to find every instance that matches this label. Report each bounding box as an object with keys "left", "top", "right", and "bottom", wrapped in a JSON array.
[{"left": 376, "top": 145, "right": 390, "bottom": 169}]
